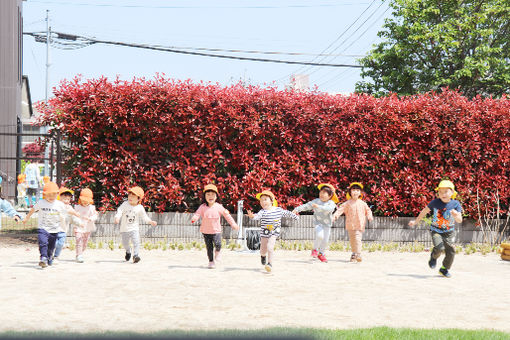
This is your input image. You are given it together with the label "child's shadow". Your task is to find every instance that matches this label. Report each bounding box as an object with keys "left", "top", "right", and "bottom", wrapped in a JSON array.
[
  {"left": 11, "top": 262, "right": 44, "bottom": 269},
  {"left": 386, "top": 273, "right": 437, "bottom": 279},
  {"left": 222, "top": 266, "right": 262, "bottom": 273},
  {"left": 167, "top": 265, "right": 209, "bottom": 270},
  {"left": 95, "top": 260, "right": 126, "bottom": 263}
]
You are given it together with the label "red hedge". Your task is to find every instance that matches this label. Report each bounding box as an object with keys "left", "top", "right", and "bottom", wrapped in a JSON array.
[{"left": 39, "top": 76, "right": 510, "bottom": 217}]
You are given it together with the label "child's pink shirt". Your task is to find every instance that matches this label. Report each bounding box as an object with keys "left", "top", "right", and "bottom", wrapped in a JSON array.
[
  {"left": 192, "top": 203, "right": 238, "bottom": 234},
  {"left": 335, "top": 199, "right": 373, "bottom": 231}
]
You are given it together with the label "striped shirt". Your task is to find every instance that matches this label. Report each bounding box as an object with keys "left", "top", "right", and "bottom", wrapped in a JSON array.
[{"left": 253, "top": 207, "right": 298, "bottom": 238}]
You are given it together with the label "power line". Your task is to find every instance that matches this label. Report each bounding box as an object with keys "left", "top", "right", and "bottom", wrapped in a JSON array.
[
  {"left": 275, "top": 0, "right": 377, "bottom": 84},
  {"left": 28, "top": 1, "right": 372, "bottom": 9},
  {"left": 24, "top": 31, "right": 362, "bottom": 68}
]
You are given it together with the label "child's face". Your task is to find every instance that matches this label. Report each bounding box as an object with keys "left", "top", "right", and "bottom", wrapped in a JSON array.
[
  {"left": 45, "top": 192, "right": 58, "bottom": 202},
  {"left": 128, "top": 193, "right": 140, "bottom": 206},
  {"left": 80, "top": 201, "right": 91, "bottom": 207},
  {"left": 437, "top": 188, "right": 454, "bottom": 202},
  {"left": 205, "top": 191, "right": 217, "bottom": 205},
  {"left": 259, "top": 195, "right": 273, "bottom": 210},
  {"left": 60, "top": 195, "right": 72, "bottom": 205},
  {"left": 319, "top": 189, "right": 332, "bottom": 202},
  {"left": 349, "top": 188, "right": 361, "bottom": 199}
]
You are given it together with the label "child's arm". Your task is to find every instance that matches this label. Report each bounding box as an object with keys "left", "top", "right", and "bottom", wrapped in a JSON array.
[
  {"left": 282, "top": 209, "right": 299, "bottom": 220},
  {"left": 450, "top": 208, "right": 463, "bottom": 223},
  {"left": 114, "top": 204, "right": 124, "bottom": 224},
  {"left": 292, "top": 201, "right": 313, "bottom": 215},
  {"left": 22, "top": 207, "right": 36, "bottom": 224},
  {"left": 220, "top": 208, "right": 239, "bottom": 230},
  {"left": 313, "top": 201, "right": 336, "bottom": 213},
  {"left": 247, "top": 210, "right": 262, "bottom": 220},
  {"left": 332, "top": 203, "right": 346, "bottom": 221},
  {"left": 365, "top": 203, "right": 374, "bottom": 221},
  {"left": 190, "top": 205, "right": 204, "bottom": 223},
  {"left": 139, "top": 206, "right": 157, "bottom": 227},
  {"left": 1, "top": 200, "right": 22, "bottom": 222},
  {"left": 89, "top": 206, "right": 99, "bottom": 222},
  {"left": 408, "top": 207, "right": 431, "bottom": 227}
]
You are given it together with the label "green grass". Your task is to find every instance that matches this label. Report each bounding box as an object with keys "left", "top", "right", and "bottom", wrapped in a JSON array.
[{"left": 0, "top": 327, "right": 509, "bottom": 339}]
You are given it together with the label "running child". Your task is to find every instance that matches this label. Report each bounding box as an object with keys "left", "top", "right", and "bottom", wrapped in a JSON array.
[
  {"left": 73, "top": 188, "right": 98, "bottom": 263},
  {"left": 247, "top": 190, "right": 298, "bottom": 272},
  {"left": 408, "top": 180, "right": 462, "bottom": 278},
  {"left": 333, "top": 182, "right": 373, "bottom": 263},
  {"left": 293, "top": 183, "right": 339, "bottom": 262},
  {"left": 114, "top": 186, "right": 157, "bottom": 263},
  {"left": 191, "top": 184, "right": 239, "bottom": 269}
]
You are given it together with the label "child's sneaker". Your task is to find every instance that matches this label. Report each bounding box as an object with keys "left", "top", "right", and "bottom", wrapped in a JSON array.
[
  {"left": 133, "top": 255, "right": 141, "bottom": 263},
  {"left": 76, "top": 255, "right": 84, "bottom": 263},
  {"left": 208, "top": 261, "right": 215, "bottom": 269},
  {"left": 350, "top": 254, "right": 357, "bottom": 263},
  {"left": 261, "top": 256, "right": 267, "bottom": 265},
  {"left": 439, "top": 266, "right": 451, "bottom": 278},
  {"left": 39, "top": 257, "right": 48, "bottom": 268},
  {"left": 47, "top": 257, "right": 54, "bottom": 266},
  {"left": 317, "top": 253, "right": 328, "bottom": 263},
  {"left": 356, "top": 254, "right": 362, "bottom": 262},
  {"left": 265, "top": 263, "right": 272, "bottom": 272},
  {"left": 52, "top": 257, "right": 59, "bottom": 265},
  {"left": 311, "top": 249, "right": 318, "bottom": 258},
  {"left": 125, "top": 252, "right": 131, "bottom": 261},
  {"left": 428, "top": 254, "right": 437, "bottom": 269}
]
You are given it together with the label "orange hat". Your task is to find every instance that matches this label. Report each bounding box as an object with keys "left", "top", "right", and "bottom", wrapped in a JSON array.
[
  {"left": 17, "top": 174, "right": 26, "bottom": 184},
  {"left": 256, "top": 190, "right": 278, "bottom": 207},
  {"left": 78, "top": 188, "right": 94, "bottom": 204},
  {"left": 346, "top": 182, "right": 364, "bottom": 199},
  {"left": 43, "top": 181, "right": 59, "bottom": 195},
  {"left": 203, "top": 184, "right": 219, "bottom": 194},
  {"left": 317, "top": 183, "right": 339, "bottom": 203},
  {"left": 128, "top": 186, "right": 144, "bottom": 200}
]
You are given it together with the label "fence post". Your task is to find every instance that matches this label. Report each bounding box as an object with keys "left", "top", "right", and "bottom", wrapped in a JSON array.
[
  {"left": 56, "top": 130, "right": 62, "bottom": 186},
  {"left": 236, "top": 200, "right": 244, "bottom": 245}
]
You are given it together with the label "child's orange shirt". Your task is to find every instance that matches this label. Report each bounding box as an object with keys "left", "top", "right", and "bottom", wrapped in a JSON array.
[{"left": 334, "top": 199, "right": 373, "bottom": 231}]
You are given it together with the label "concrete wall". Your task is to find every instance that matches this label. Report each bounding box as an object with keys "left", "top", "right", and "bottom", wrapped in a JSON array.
[{"left": 68, "top": 212, "right": 503, "bottom": 245}]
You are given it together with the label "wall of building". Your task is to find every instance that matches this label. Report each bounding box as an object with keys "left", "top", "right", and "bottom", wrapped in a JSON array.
[{"left": 0, "top": 0, "right": 23, "bottom": 199}]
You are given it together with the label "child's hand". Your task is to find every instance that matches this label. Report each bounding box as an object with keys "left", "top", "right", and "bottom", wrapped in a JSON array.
[
  {"left": 150, "top": 221, "right": 157, "bottom": 227},
  {"left": 114, "top": 218, "right": 120, "bottom": 224},
  {"left": 293, "top": 210, "right": 299, "bottom": 216},
  {"left": 312, "top": 203, "right": 318, "bottom": 209},
  {"left": 450, "top": 210, "right": 461, "bottom": 218},
  {"left": 191, "top": 217, "right": 197, "bottom": 223},
  {"left": 408, "top": 220, "right": 417, "bottom": 227},
  {"left": 247, "top": 210, "right": 254, "bottom": 219},
  {"left": 233, "top": 224, "right": 240, "bottom": 231}
]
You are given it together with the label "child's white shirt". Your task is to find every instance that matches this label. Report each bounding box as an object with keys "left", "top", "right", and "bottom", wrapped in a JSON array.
[
  {"left": 74, "top": 204, "right": 98, "bottom": 233},
  {"left": 115, "top": 201, "right": 152, "bottom": 232},
  {"left": 33, "top": 199, "right": 72, "bottom": 233}
]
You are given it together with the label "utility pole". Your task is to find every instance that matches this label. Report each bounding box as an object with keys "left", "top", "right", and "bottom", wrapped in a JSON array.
[{"left": 43, "top": 9, "right": 50, "bottom": 176}]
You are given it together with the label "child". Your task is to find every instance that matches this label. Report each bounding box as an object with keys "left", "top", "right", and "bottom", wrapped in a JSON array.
[
  {"left": 16, "top": 174, "right": 28, "bottom": 209},
  {"left": 73, "top": 188, "right": 98, "bottom": 263},
  {"left": 22, "top": 181, "right": 82, "bottom": 268},
  {"left": 114, "top": 186, "right": 157, "bottom": 263},
  {"left": 408, "top": 180, "right": 462, "bottom": 278},
  {"left": 333, "top": 182, "right": 373, "bottom": 263},
  {"left": 191, "top": 184, "right": 239, "bottom": 269},
  {"left": 0, "top": 184, "right": 22, "bottom": 230},
  {"left": 293, "top": 183, "right": 339, "bottom": 263},
  {"left": 247, "top": 190, "right": 298, "bottom": 272},
  {"left": 53, "top": 187, "right": 83, "bottom": 264}
]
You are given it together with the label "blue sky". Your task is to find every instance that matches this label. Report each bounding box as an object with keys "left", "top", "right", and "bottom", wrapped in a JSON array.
[{"left": 22, "top": 0, "right": 391, "bottom": 102}]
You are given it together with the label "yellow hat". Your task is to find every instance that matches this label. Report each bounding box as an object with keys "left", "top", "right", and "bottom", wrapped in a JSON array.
[
  {"left": 317, "top": 183, "right": 339, "bottom": 203},
  {"left": 203, "top": 184, "right": 219, "bottom": 194},
  {"left": 346, "top": 182, "right": 364, "bottom": 200},
  {"left": 58, "top": 186, "right": 74, "bottom": 200},
  {"left": 435, "top": 180, "right": 457, "bottom": 199},
  {"left": 256, "top": 190, "right": 278, "bottom": 207}
]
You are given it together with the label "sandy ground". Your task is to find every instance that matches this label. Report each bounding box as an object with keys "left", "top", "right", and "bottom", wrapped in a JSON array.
[{"left": 0, "top": 241, "right": 509, "bottom": 334}]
